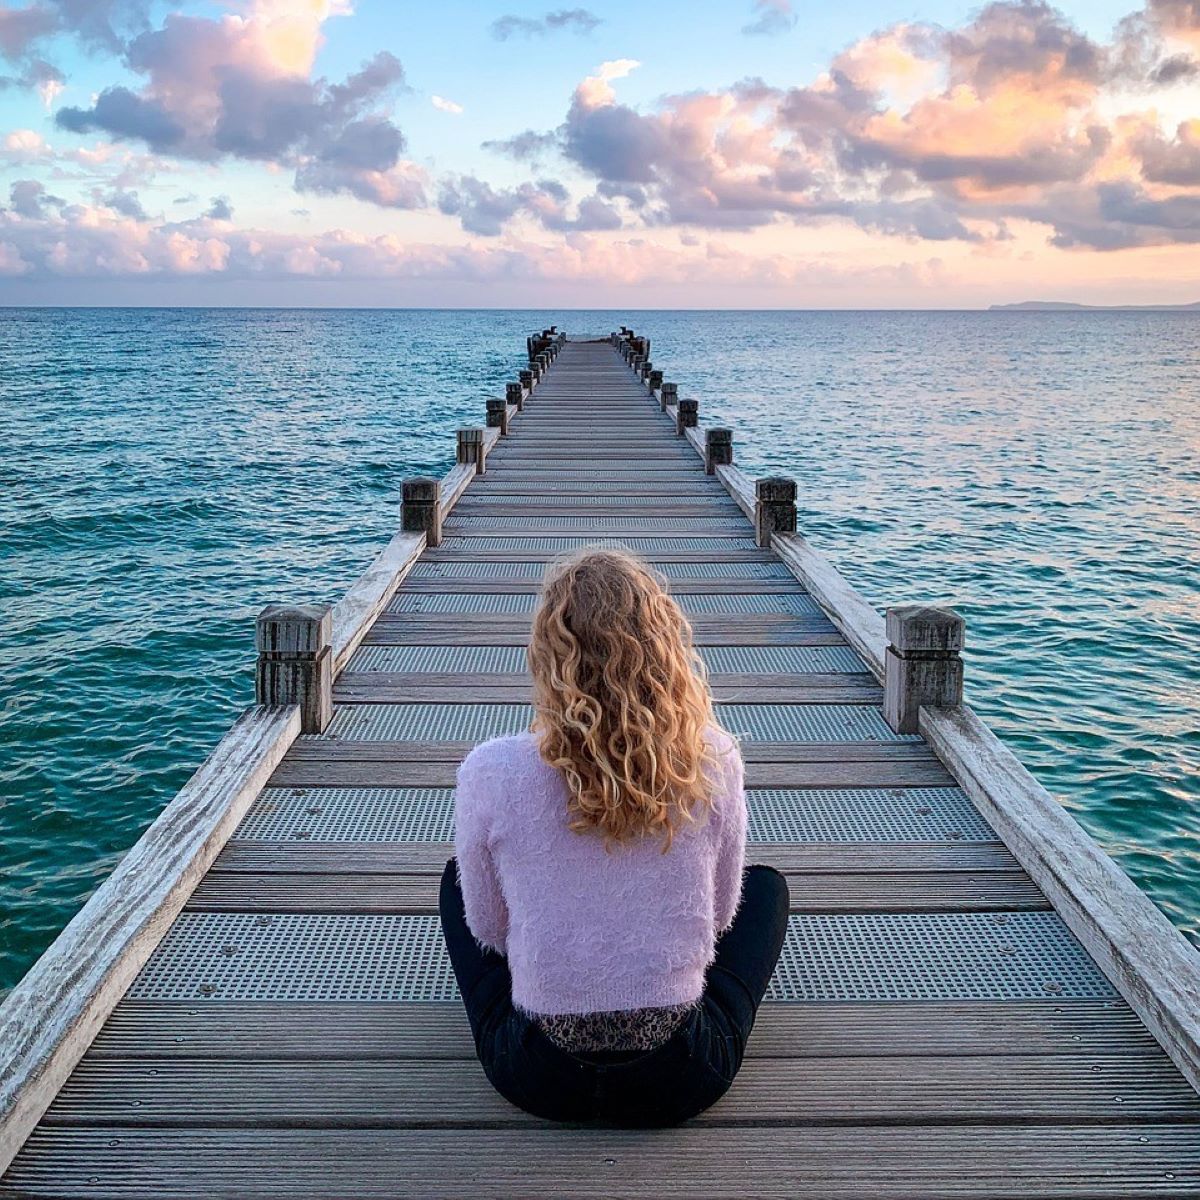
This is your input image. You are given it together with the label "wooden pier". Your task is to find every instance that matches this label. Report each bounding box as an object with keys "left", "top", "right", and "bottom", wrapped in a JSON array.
[{"left": 3, "top": 328, "right": 1200, "bottom": 1197}]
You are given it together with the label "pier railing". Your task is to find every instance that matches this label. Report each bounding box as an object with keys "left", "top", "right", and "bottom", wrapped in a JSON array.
[{"left": 612, "top": 323, "right": 1200, "bottom": 1097}]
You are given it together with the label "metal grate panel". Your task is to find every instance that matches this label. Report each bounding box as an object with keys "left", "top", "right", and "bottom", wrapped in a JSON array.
[
  {"left": 747, "top": 788, "right": 995, "bottom": 842},
  {"left": 129, "top": 912, "right": 1115, "bottom": 1002},
  {"left": 412, "top": 561, "right": 793, "bottom": 580},
  {"left": 714, "top": 704, "right": 919, "bottom": 743},
  {"left": 346, "top": 644, "right": 866, "bottom": 676},
  {"left": 441, "top": 536, "right": 760, "bottom": 551},
  {"left": 457, "top": 495, "right": 730, "bottom": 508},
  {"left": 237, "top": 788, "right": 455, "bottom": 842},
  {"left": 346, "top": 645, "right": 527, "bottom": 674},
  {"left": 236, "top": 786, "right": 990, "bottom": 844},
  {"left": 387, "top": 593, "right": 820, "bottom": 616},
  {"left": 324, "top": 704, "right": 532, "bottom": 742},
  {"left": 445, "top": 516, "right": 746, "bottom": 532},
  {"left": 324, "top": 703, "right": 915, "bottom": 742},
  {"left": 701, "top": 645, "right": 868, "bottom": 674}
]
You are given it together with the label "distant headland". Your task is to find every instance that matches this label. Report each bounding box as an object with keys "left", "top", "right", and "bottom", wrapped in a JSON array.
[{"left": 990, "top": 300, "right": 1200, "bottom": 311}]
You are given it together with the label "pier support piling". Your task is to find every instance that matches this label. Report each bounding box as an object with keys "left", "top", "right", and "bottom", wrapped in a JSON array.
[
  {"left": 456, "top": 427, "right": 486, "bottom": 475},
  {"left": 706, "top": 427, "right": 733, "bottom": 475},
  {"left": 883, "top": 605, "right": 965, "bottom": 734},
  {"left": 255, "top": 604, "right": 332, "bottom": 734},
  {"left": 755, "top": 476, "right": 797, "bottom": 548},
  {"left": 401, "top": 476, "right": 442, "bottom": 547}
]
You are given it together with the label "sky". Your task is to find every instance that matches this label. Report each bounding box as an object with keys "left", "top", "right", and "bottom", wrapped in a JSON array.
[{"left": 0, "top": 0, "right": 1198, "bottom": 306}]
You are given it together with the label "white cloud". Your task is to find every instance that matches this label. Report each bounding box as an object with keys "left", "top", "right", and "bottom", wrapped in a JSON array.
[{"left": 431, "top": 94, "right": 464, "bottom": 114}]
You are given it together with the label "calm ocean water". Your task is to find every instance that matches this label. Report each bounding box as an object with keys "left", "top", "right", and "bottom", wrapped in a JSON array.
[{"left": 1, "top": 308, "right": 1197, "bottom": 993}]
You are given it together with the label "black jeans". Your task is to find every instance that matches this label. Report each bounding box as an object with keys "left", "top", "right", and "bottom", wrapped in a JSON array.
[{"left": 438, "top": 858, "right": 790, "bottom": 1127}]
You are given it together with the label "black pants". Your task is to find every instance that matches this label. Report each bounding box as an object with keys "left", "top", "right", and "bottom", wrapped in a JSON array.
[{"left": 438, "top": 858, "right": 790, "bottom": 1127}]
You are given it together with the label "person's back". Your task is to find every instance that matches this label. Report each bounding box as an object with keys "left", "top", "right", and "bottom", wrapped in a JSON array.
[{"left": 439, "top": 547, "right": 789, "bottom": 1126}]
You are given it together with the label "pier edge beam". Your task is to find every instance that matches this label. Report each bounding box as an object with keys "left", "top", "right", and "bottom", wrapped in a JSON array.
[
  {"left": 884, "top": 605, "right": 965, "bottom": 734},
  {"left": 456, "top": 427, "right": 486, "bottom": 475},
  {"left": 401, "top": 475, "right": 442, "bottom": 547},
  {"left": 755, "top": 475, "right": 797, "bottom": 548},
  {"left": 706, "top": 427, "right": 733, "bottom": 475},
  {"left": 676, "top": 397, "right": 699, "bottom": 436},
  {"left": 486, "top": 396, "right": 510, "bottom": 436},
  {"left": 254, "top": 603, "right": 333, "bottom": 734}
]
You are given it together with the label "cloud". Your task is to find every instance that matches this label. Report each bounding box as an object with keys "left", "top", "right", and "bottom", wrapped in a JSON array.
[
  {"left": 742, "top": 0, "right": 796, "bottom": 37},
  {"left": 489, "top": 8, "right": 601, "bottom": 40},
  {"left": 101, "top": 188, "right": 148, "bottom": 220},
  {"left": 437, "top": 174, "right": 621, "bottom": 235},
  {"left": 8, "top": 178, "right": 63, "bottom": 217},
  {"left": 431, "top": 94, "right": 463, "bottom": 114},
  {"left": 206, "top": 195, "right": 233, "bottom": 220},
  {"left": 483, "top": 128, "right": 560, "bottom": 161},
  {"left": 52, "top": 1, "right": 422, "bottom": 208}
]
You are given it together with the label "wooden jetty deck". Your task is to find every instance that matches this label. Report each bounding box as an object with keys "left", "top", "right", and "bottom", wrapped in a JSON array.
[{"left": 3, "top": 329, "right": 1200, "bottom": 1197}]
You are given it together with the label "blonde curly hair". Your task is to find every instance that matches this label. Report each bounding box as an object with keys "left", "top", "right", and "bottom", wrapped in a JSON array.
[{"left": 529, "top": 547, "right": 723, "bottom": 849}]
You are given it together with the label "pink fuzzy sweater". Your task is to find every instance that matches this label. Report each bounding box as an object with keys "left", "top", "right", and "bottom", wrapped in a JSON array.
[{"left": 454, "top": 729, "right": 747, "bottom": 1016}]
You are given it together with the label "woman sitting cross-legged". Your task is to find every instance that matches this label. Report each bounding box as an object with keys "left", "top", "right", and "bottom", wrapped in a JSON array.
[{"left": 439, "top": 547, "right": 789, "bottom": 1127}]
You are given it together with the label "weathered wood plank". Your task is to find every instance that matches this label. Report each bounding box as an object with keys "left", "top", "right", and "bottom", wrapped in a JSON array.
[
  {"left": 7, "top": 1125, "right": 1200, "bottom": 1198},
  {"left": 86, "top": 999, "right": 1157, "bottom": 1061},
  {"left": 0, "top": 707, "right": 301, "bottom": 1176},
  {"left": 40, "top": 1053, "right": 1200, "bottom": 1129}
]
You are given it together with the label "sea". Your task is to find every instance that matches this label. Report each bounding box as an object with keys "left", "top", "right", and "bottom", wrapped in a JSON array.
[{"left": 1, "top": 307, "right": 1197, "bottom": 994}]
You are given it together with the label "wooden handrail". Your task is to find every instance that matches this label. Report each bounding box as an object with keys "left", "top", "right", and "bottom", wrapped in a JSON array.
[{"left": 0, "top": 704, "right": 301, "bottom": 1175}]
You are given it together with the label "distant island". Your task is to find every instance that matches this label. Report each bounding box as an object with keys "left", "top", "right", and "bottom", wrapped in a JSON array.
[{"left": 990, "top": 300, "right": 1200, "bottom": 311}]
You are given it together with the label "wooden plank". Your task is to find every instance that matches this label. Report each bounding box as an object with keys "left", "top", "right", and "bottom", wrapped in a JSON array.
[
  {"left": 0, "top": 706, "right": 301, "bottom": 1176},
  {"left": 8, "top": 1125, "right": 1200, "bottom": 1198},
  {"left": 39, "top": 1053, "right": 1200, "bottom": 1129},
  {"left": 186, "top": 869, "right": 1047, "bottom": 914},
  {"left": 213, "top": 842, "right": 1024, "bottom": 874},
  {"left": 772, "top": 531, "right": 888, "bottom": 680},
  {"left": 267, "top": 757, "right": 957, "bottom": 789},
  {"left": 87, "top": 999, "right": 1159, "bottom": 1062},
  {"left": 329, "top": 532, "right": 424, "bottom": 674}
]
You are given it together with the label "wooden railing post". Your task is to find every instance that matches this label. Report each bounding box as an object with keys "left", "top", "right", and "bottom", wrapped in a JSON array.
[
  {"left": 660, "top": 382, "right": 677, "bottom": 412},
  {"left": 705, "top": 427, "right": 733, "bottom": 475},
  {"left": 519, "top": 368, "right": 533, "bottom": 392},
  {"left": 506, "top": 381, "right": 524, "bottom": 412},
  {"left": 402, "top": 476, "right": 442, "bottom": 546},
  {"left": 640, "top": 359, "right": 653, "bottom": 382},
  {"left": 676, "top": 397, "right": 698, "bottom": 435},
  {"left": 486, "top": 396, "right": 509, "bottom": 435},
  {"left": 884, "top": 606, "right": 965, "bottom": 734},
  {"left": 255, "top": 604, "right": 332, "bottom": 734},
  {"left": 755, "top": 476, "right": 796, "bottom": 547},
  {"left": 457, "top": 427, "right": 486, "bottom": 475}
]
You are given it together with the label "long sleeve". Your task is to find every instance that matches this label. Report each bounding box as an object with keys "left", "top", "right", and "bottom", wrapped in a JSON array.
[
  {"left": 454, "top": 748, "right": 509, "bottom": 954},
  {"left": 711, "top": 738, "right": 747, "bottom": 933}
]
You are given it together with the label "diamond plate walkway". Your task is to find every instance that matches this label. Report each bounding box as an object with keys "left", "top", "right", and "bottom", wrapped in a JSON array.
[{"left": 3, "top": 331, "right": 1200, "bottom": 1197}]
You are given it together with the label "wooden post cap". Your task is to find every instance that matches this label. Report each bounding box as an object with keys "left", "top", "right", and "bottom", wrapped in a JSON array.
[
  {"left": 884, "top": 605, "right": 965, "bottom": 732},
  {"left": 402, "top": 476, "right": 441, "bottom": 503},
  {"left": 676, "top": 398, "right": 699, "bottom": 435},
  {"left": 661, "top": 382, "right": 678, "bottom": 398},
  {"left": 705, "top": 427, "right": 734, "bottom": 474},
  {"left": 486, "top": 396, "right": 509, "bottom": 433},
  {"left": 255, "top": 604, "right": 331, "bottom": 655},
  {"left": 886, "top": 606, "right": 965, "bottom": 656},
  {"left": 519, "top": 368, "right": 533, "bottom": 387},
  {"left": 649, "top": 369, "right": 664, "bottom": 389},
  {"left": 756, "top": 476, "right": 797, "bottom": 503},
  {"left": 255, "top": 603, "right": 333, "bottom": 733},
  {"left": 506, "top": 382, "right": 523, "bottom": 403}
]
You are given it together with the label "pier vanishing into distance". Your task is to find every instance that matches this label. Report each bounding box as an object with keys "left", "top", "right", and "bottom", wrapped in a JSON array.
[{"left": 2, "top": 329, "right": 1200, "bottom": 1197}]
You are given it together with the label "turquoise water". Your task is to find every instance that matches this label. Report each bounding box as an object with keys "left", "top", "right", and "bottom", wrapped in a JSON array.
[{"left": 1, "top": 308, "right": 1197, "bottom": 993}]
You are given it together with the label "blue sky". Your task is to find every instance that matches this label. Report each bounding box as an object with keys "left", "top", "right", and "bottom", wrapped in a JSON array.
[{"left": 1, "top": 0, "right": 1198, "bottom": 305}]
